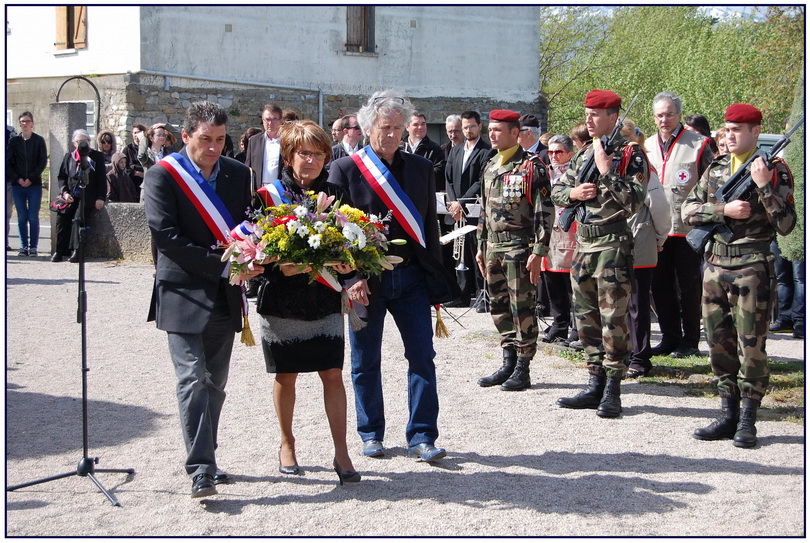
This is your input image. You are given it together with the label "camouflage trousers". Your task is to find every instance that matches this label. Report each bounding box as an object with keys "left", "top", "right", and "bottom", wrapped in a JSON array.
[
  {"left": 702, "top": 260, "right": 773, "bottom": 401},
  {"left": 485, "top": 244, "right": 538, "bottom": 359},
  {"left": 570, "top": 247, "right": 633, "bottom": 378}
]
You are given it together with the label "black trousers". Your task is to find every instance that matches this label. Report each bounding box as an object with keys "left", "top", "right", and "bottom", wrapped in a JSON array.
[
  {"left": 55, "top": 203, "right": 95, "bottom": 256},
  {"left": 542, "top": 270, "right": 572, "bottom": 336},
  {"left": 651, "top": 236, "right": 703, "bottom": 349},
  {"left": 628, "top": 267, "right": 653, "bottom": 369}
]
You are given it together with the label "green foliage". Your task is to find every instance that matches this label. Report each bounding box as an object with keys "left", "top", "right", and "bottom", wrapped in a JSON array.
[
  {"left": 538, "top": 7, "right": 805, "bottom": 137},
  {"left": 778, "top": 69, "right": 804, "bottom": 261}
]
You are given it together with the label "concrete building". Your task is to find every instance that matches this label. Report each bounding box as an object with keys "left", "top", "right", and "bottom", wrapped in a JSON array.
[{"left": 6, "top": 5, "right": 547, "bottom": 148}]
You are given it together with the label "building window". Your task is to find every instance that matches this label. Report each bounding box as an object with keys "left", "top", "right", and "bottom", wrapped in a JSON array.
[
  {"left": 55, "top": 6, "right": 87, "bottom": 50},
  {"left": 346, "top": 6, "right": 374, "bottom": 53}
]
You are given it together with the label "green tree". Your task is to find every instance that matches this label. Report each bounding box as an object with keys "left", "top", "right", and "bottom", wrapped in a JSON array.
[{"left": 777, "top": 70, "right": 804, "bottom": 262}]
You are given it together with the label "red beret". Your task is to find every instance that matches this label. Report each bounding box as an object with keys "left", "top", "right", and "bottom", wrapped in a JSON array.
[
  {"left": 585, "top": 90, "right": 622, "bottom": 109},
  {"left": 725, "top": 103, "right": 762, "bottom": 124},
  {"left": 489, "top": 109, "right": 521, "bottom": 123}
]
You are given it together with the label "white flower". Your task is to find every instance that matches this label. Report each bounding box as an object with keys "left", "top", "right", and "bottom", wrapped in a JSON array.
[
  {"left": 286, "top": 219, "right": 300, "bottom": 232},
  {"left": 308, "top": 234, "right": 322, "bottom": 249},
  {"left": 343, "top": 223, "right": 366, "bottom": 249},
  {"left": 368, "top": 213, "right": 380, "bottom": 223},
  {"left": 314, "top": 221, "right": 326, "bottom": 233},
  {"left": 296, "top": 224, "right": 310, "bottom": 238},
  {"left": 293, "top": 205, "right": 308, "bottom": 218}
]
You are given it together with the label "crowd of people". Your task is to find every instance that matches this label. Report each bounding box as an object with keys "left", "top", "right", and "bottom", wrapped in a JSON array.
[{"left": 5, "top": 87, "right": 801, "bottom": 499}]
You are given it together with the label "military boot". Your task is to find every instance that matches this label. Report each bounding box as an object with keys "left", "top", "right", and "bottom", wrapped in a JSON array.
[
  {"left": 733, "top": 398, "right": 760, "bottom": 448},
  {"left": 478, "top": 348, "right": 517, "bottom": 387},
  {"left": 596, "top": 376, "right": 622, "bottom": 418},
  {"left": 693, "top": 396, "right": 740, "bottom": 440},
  {"left": 557, "top": 367, "right": 606, "bottom": 409},
  {"left": 500, "top": 357, "right": 531, "bottom": 391}
]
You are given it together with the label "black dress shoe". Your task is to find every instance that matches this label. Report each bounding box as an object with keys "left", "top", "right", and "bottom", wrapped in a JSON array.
[
  {"left": 68, "top": 251, "right": 80, "bottom": 263},
  {"left": 625, "top": 367, "right": 651, "bottom": 379},
  {"left": 213, "top": 469, "right": 231, "bottom": 485},
  {"left": 793, "top": 327, "right": 805, "bottom": 339},
  {"left": 50, "top": 253, "right": 64, "bottom": 262},
  {"left": 362, "top": 439, "right": 384, "bottom": 458},
  {"left": 407, "top": 443, "right": 447, "bottom": 462},
  {"left": 444, "top": 296, "right": 470, "bottom": 308},
  {"left": 191, "top": 473, "right": 217, "bottom": 498},
  {"left": 670, "top": 347, "right": 700, "bottom": 358},
  {"left": 650, "top": 342, "right": 678, "bottom": 356}
]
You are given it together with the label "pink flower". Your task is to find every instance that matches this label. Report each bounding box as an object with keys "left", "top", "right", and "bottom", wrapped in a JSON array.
[
  {"left": 316, "top": 192, "right": 336, "bottom": 214},
  {"left": 234, "top": 237, "right": 267, "bottom": 265}
]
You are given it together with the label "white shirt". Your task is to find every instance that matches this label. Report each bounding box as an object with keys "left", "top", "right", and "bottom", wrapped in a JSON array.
[
  {"left": 263, "top": 135, "right": 281, "bottom": 185},
  {"left": 462, "top": 138, "right": 479, "bottom": 170},
  {"left": 342, "top": 140, "right": 360, "bottom": 156},
  {"left": 407, "top": 138, "right": 423, "bottom": 154}
]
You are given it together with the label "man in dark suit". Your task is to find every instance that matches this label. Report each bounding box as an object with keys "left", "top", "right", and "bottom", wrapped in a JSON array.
[
  {"left": 400, "top": 112, "right": 444, "bottom": 181},
  {"left": 144, "top": 101, "right": 264, "bottom": 499},
  {"left": 244, "top": 103, "right": 284, "bottom": 188},
  {"left": 328, "top": 90, "right": 460, "bottom": 464},
  {"left": 329, "top": 113, "right": 363, "bottom": 164},
  {"left": 443, "top": 110, "right": 495, "bottom": 308}
]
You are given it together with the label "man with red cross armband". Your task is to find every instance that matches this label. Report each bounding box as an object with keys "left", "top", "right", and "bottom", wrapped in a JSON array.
[
  {"left": 552, "top": 90, "right": 649, "bottom": 418},
  {"left": 474, "top": 109, "right": 553, "bottom": 392},
  {"left": 644, "top": 91, "right": 714, "bottom": 359},
  {"left": 683, "top": 103, "right": 795, "bottom": 448},
  {"left": 144, "top": 101, "right": 264, "bottom": 498}
]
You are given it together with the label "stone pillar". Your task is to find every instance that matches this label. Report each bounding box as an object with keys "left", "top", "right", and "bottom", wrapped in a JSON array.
[{"left": 48, "top": 103, "right": 86, "bottom": 255}]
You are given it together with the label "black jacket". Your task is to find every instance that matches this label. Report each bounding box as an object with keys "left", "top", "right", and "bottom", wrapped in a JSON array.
[{"left": 7, "top": 132, "right": 47, "bottom": 186}]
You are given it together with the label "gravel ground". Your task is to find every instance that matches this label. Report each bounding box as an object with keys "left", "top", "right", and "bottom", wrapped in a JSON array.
[{"left": 4, "top": 255, "right": 805, "bottom": 537}]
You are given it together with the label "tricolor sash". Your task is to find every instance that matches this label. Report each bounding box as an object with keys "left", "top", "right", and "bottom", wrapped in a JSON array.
[
  {"left": 159, "top": 153, "right": 236, "bottom": 243},
  {"left": 256, "top": 178, "right": 288, "bottom": 207},
  {"left": 351, "top": 146, "right": 426, "bottom": 248}
]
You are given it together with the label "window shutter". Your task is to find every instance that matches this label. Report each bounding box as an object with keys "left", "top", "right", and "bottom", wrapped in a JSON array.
[
  {"left": 55, "top": 6, "right": 68, "bottom": 50},
  {"left": 73, "top": 6, "right": 87, "bottom": 49}
]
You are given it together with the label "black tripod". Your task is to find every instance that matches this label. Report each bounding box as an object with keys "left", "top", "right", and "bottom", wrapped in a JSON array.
[{"left": 6, "top": 142, "right": 135, "bottom": 506}]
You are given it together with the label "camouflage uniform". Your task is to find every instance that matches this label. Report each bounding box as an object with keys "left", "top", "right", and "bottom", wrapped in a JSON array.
[
  {"left": 551, "top": 139, "right": 649, "bottom": 377},
  {"left": 478, "top": 147, "right": 553, "bottom": 359},
  {"left": 682, "top": 155, "right": 795, "bottom": 400}
]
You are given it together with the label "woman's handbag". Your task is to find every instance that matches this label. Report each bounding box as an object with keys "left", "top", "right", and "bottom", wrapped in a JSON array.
[{"left": 49, "top": 196, "right": 70, "bottom": 214}]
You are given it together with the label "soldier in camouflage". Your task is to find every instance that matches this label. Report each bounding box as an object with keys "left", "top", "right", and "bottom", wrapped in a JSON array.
[
  {"left": 683, "top": 103, "right": 796, "bottom": 448},
  {"left": 551, "top": 90, "right": 649, "bottom": 418},
  {"left": 475, "top": 110, "right": 553, "bottom": 391}
]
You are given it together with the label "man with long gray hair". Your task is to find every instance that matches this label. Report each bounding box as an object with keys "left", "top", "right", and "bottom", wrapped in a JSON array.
[{"left": 328, "top": 90, "right": 460, "bottom": 463}]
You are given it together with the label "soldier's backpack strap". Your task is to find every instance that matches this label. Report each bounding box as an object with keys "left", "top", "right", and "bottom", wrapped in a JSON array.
[{"left": 619, "top": 142, "right": 649, "bottom": 181}]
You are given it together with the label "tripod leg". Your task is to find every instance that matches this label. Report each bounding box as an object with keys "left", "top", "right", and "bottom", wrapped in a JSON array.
[
  {"left": 85, "top": 472, "right": 122, "bottom": 507},
  {"left": 95, "top": 468, "right": 136, "bottom": 475},
  {"left": 6, "top": 472, "right": 77, "bottom": 492}
]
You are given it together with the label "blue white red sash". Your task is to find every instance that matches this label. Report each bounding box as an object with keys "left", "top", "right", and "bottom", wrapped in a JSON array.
[
  {"left": 256, "top": 179, "right": 288, "bottom": 207},
  {"left": 159, "top": 153, "right": 236, "bottom": 243},
  {"left": 351, "top": 146, "right": 426, "bottom": 248}
]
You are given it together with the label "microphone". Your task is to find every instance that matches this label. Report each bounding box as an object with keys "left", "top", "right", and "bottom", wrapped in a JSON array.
[{"left": 78, "top": 140, "right": 91, "bottom": 170}]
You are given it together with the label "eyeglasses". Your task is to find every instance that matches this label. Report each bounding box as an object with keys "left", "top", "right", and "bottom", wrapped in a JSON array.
[
  {"left": 654, "top": 112, "right": 678, "bottom": 120},
  {"left": 373, "top": 96, "right": 405, "bottom": 104},
  {"left": 348, "top": 125, "right": 361, "bottom": 130},
  {"left": 264, "top": 117, "right": 282, "bottom": 124},
  {"left": 296, "top": 150, "right": 327, "bottom": 162},
  {"left": 519, "top": 128, "right": 530, "bottom": 132},
  {"left": 19, "top": 119, "right": 32, "bottom": 124},
  {"left": 547, "top": 150, "right": 569, "bottom": 155}
]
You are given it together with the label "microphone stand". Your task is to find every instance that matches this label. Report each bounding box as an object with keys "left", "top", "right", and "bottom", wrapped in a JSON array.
[{"left": 6, "top": 145, "right": 135, "bottom": 506}]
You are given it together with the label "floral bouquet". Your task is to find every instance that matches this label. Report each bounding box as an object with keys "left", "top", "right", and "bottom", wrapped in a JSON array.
[{"left": 218, "top": 189, "right": 405, "bottom": 285}]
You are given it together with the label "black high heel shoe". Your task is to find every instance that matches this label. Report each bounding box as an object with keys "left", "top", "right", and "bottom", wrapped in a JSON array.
[
  {"left": 333, "top": 458, "right": 361, "bottom": 485},
  {"left": 279, "top": 449, "right": 300, "bottom": 475}
]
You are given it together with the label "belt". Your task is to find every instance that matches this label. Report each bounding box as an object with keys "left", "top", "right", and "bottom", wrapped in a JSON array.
[
  {"left": 489, "top": 229, "right": 532, "bottom": 243},
  {"left": 711, "top": 240, "right": 771, "bottom": 257},
  {"left": 577, "top": 220, "right": 628, "bottom": 240}
]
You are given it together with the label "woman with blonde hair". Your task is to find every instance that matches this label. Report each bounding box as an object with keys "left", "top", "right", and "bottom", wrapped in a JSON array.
[{"left": 255, "top": 120, "right": 360, "bottom": 484}]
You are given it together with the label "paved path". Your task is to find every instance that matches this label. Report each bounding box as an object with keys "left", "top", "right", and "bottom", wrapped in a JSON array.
[{"left": 4, "top": 257, "right": 805, "bottom": 537}]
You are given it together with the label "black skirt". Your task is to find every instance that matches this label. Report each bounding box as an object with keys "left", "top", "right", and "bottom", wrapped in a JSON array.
[{"left": 259, "top": 313, "right": 344, "bottom": 373}]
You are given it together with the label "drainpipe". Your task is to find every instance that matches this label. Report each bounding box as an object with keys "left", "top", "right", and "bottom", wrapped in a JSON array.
[{"left": 133, "top": 70, "right": 324, "bottom": 125}]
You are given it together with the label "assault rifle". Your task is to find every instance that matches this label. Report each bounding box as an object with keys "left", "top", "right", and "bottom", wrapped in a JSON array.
[
  {"left": 560, "top": 94, "right": 639, "bottom": 232},
  {"left": 685, "top": 115, "right": 805, "bottom": 254}
]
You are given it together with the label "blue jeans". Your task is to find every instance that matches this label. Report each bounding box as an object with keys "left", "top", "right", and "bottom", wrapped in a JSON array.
[
  {"left": 11, "top": 184, "right": 42, "bottom": 250},
  {"left": 349, "top": 262, "right": 440, "bottom": 447}
]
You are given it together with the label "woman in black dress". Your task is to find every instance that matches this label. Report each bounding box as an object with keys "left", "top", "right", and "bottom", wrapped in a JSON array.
[{"left": 255, "top": 120, "right": 360, "bottom": 484}]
